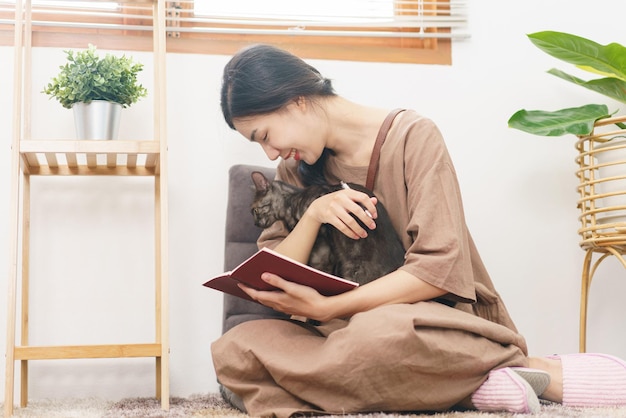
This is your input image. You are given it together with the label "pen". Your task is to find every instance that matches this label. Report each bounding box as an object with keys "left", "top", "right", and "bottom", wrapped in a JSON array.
[{"left": 340, "top": 181, "right": 373, "bottom": 218}]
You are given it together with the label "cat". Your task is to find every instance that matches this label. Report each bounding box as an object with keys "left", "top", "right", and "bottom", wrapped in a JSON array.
[{"left": 250, "top": 171, "right": 405, "bottom": 286}]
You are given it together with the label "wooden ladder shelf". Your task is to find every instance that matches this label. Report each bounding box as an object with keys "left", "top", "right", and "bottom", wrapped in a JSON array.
[{"left": 4, "top": 1, "right": 170, "bottom": 416}]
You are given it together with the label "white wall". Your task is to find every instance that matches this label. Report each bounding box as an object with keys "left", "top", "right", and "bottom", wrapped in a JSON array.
[{"left": 2, "top": 0, "right": 626, "bottom": 404}]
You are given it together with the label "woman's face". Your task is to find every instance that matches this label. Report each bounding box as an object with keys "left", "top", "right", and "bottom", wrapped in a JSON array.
[{"left": 232, "top": 100, "right": 326, "bottom": 165}]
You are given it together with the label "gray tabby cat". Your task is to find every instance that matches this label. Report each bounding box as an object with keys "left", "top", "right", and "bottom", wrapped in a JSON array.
[{"left": 250, "top": 171, "right": 405, "bottom": 285}]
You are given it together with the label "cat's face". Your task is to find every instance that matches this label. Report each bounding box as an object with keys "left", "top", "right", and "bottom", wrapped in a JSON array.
[
  {"left": 251, "top": 190, "right": 279, "bottom": 228},
  {"left": 250, "top": 171, "right": 280, "bottom": 228}
]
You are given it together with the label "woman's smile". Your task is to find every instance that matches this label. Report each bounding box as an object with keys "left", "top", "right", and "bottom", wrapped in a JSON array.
[{"left": 283, "top": 148, "right": 301, "bottom": 161}]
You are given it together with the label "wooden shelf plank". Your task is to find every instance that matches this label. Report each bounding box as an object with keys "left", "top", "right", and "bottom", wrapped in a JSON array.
[
  {"left": 128, "top": 154, "right": 138, "bottom": 168},
  {"left": 26, "top": 166, "right": 157, "bottom": 176},
  {"left": 44, "top": 153, "right": 58, "bottom": 168},
  {"left": 87, "top": 153, "right": 97, "bottom": 169},
  {"left": 19, "top": 140, "right": 160, "bottom": 154},
  {"left": 145, "top": 154, "right": 158, "bottom": 169},
  {"left": 107, "top": 153, "right": 117, "bottom": 168},
  {"left": 14, "top": 344, "right": 162, "bottom": 360},
  {"left": 66, "top": 152, "right": 78, "bottom": 168},
  {"left": 19, "top": 140, "right": 161, "bottom": 175}
]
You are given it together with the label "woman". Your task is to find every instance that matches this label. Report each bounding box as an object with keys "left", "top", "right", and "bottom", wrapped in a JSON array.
[{"left": 212, "top": 44, "right": 626, "bottom": 417}]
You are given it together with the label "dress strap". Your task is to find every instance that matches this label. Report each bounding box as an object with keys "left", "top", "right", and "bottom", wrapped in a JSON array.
[{"left": 366, "top": 108, "right": 406, "bottom": 191}]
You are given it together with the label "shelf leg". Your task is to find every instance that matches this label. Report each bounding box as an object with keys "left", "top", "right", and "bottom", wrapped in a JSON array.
[
  {"left": 155, "top": 171, "right": 169, "bottom": 410},
  {"left": 5, "top": 263, "right": 17, "bottom": 417},
  {"left": 20, "top": 174, "right": 31, "bottom": 407}
]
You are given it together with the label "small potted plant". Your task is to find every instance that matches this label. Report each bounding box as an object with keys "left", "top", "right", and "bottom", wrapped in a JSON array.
[{"left": 43, "top": 44, "right": 148, "bottom": 140}]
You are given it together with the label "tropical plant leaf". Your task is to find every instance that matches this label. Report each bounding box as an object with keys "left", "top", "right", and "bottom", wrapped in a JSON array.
[
  {"left": 577, "top": 65, "right": 619, "bottom": 79},
  {"left": 548, "top": 68, "right": 626, "bottom": 104},
  {"left": 508, "top": 104, "right": 610, "bottom": 136},
  {"left": 528, "top": 31, "right": 626, "bottom": 82}
]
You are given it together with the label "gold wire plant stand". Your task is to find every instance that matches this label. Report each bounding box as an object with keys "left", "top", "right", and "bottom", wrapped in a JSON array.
[{"left": 575, "top": 115, "right": 626, "bottom": 352}]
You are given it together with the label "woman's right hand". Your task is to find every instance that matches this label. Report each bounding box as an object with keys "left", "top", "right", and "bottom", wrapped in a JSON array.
[
  {"left": 305, "top": 189, "right": 378, "bottom": 239},
  {"left": 239, "top": 272, "right": 336, "bottom": 321}
]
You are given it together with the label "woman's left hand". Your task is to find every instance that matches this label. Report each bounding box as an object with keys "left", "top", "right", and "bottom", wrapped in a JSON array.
[
  {"left": 305, "top": 189, "right": 378, "bottom": 240},
  {"left": 238, "top": 272, "right": 331, "bottom": 321}
]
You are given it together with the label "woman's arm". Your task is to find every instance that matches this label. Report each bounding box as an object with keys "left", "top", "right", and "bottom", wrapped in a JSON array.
[
  {"left": 271, "top": 211, "right": 321, "bottom": 263},
  {"left": 273, "top": 188, "right": 379, "bottom": 263},
  {"left": 239, "top": 268, "right": 447, "bottom": 322}
]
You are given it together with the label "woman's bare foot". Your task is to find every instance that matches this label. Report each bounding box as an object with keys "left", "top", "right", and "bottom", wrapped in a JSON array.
[{"left": 528, "top": 356, "right": 563, "bottom": 403}]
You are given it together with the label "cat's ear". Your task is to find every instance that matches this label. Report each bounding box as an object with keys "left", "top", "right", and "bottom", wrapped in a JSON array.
[{"left": 251, "top": 171, "right": 270, "bottom": 193}]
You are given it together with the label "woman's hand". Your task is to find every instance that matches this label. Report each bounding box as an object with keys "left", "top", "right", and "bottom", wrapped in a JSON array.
[
  {"left": 305, "top": 188, "right": 378, "bottom": 239},
  {"left": 238, "top": 272, "right": 333, "bottom": 321}
]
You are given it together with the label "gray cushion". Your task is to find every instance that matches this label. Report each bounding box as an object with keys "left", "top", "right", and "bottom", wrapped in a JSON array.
[{"left": 222, "top": 164, "right": 289, "bottom": 334}]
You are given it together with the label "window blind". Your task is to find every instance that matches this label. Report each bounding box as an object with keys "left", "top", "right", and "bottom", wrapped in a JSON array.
[
  {"left": 0, "top": 0, "right": 467, "bottom": 64},
  {"left": 0, "top": 0, "right": 469, "bottom": 40},
  {"left": 183, "top": 0, "right": 468, "bottom": 39}
]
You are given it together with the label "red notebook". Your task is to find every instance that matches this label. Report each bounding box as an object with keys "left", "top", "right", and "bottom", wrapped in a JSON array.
[{"left": 203, "top": 247, "right": 359, "bottom": 302}]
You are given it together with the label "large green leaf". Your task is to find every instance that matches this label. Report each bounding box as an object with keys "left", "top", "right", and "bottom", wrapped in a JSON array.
[
  {"left": 508, "top": 104, "right": 610, "bottom": 136},
  {"left": 548, "top": 68, "right": 626, "bottom": 104},
  {"left": 528, "top": 31, "right": 626, "bottom": 82}
]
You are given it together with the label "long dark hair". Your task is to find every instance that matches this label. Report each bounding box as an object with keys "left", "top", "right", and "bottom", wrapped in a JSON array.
[{"left": 220, "top": 44, "right": 336, "bottom": 186}]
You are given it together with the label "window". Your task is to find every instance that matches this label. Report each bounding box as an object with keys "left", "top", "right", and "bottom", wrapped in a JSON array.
[{"left": 0, "top": 0, "right": 469, "bottom": 64}]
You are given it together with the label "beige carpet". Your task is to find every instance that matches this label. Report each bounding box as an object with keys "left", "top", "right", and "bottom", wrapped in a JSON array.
[{"left": 3, "top": 394, "right": 626, "bottom": 417}]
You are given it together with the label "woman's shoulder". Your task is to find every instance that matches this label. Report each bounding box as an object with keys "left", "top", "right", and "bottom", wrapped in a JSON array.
[
  {"left": 395, "top": 109, "right": 440, "bottom": 131},
  {"left": 387, "top": 109, "right": 445, "bottom": 147}
]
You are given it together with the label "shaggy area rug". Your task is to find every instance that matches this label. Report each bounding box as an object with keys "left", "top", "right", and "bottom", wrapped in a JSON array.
[{"left": 3, "top": 394, "right": 626, "bottom": 417}]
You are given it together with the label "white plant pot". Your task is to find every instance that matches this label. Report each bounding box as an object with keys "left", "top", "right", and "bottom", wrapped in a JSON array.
[
  {"left": 594, "top": 139, "right": 626, "bottom": 224},
  {"left": 72, "top": 100, "right": 122, "bottom": 140}
]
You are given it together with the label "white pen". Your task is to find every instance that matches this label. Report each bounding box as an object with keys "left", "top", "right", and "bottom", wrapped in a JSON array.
[{"left": 340, "top": 181, "right": 373, "bottom": 218}]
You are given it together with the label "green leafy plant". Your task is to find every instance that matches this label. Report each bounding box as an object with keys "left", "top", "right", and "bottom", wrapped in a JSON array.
[
  {"left": 43, "top": 44, "right": 148, "bottom": 109},
  {"left": 508, "top": 31, "right": 626, "bottom": 137}
]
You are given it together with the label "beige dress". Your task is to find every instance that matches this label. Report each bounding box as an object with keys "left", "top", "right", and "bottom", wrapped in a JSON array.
[{"left": 211, "top": 110, "right": 529, "bottom": 417}]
